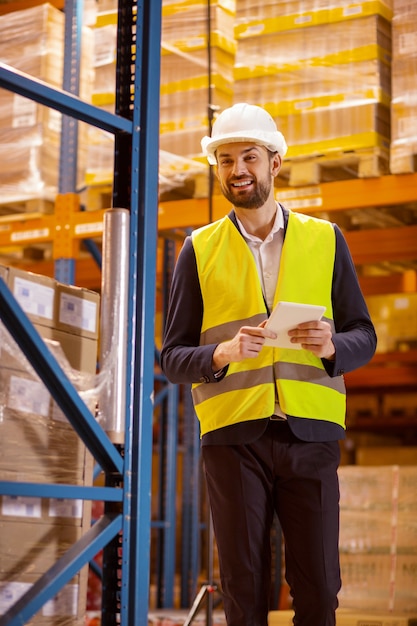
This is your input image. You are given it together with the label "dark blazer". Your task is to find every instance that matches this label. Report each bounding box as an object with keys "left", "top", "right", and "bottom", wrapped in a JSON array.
[{"left": 160, "top": 205, "right": 377, "bottom": 444}]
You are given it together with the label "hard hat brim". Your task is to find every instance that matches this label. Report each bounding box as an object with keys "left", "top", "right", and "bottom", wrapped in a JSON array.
[{"left": 201, "top": 130, "right": 287, "bottom": 165}]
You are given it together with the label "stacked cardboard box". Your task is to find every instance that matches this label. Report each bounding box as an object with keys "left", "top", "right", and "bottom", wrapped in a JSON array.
[
  {"left": 0, "top": 3, "right": 94, "bottom": 205},
  {"left": 0, "top": 498, "right": 91, "bottom": 625},
  {"left": 84, "top": 9, "right": 117, "bottom": 187},
  {"left": 86, "top": 8, "right": 209, "bottom": 194},
  {"left": 390, "top": 0, "right": 417, "bottom": 173},
  {"left": 233, "top": 0, "right": 392, "bottom": 163},
  {"left": 0, "top": 265, "right": 99, "bottom": 624},
  {"left": 338, "top": 465, "right": 417, "bottom": 612},
  {"left": 159, "top": 0, "right": 236, "bottom": 158},
  {"left": 365, "top": 292, "right": 417, "bottom": 353}
]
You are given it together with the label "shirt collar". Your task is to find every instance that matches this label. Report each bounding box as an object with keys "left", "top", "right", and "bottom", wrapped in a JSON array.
[{"left": 236, "top": 202, "right": 284, "bottom": 243}]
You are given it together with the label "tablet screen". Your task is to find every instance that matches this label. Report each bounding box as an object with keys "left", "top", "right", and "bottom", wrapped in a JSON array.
[{"left": 264, "top": 301, "right": 326, "bottom": 349}]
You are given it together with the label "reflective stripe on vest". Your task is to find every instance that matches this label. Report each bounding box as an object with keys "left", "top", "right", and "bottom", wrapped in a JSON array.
[
  {"left": 191, "top": 211, "right": 346, "bottom": 436},
  {"left": 274, "top": 211, "right": 346, "bottom": 422}
]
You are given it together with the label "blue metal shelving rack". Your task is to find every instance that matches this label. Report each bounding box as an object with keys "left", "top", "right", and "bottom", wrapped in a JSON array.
[{"left": 0, "top": 0, "right": 162, "bottom": 624}]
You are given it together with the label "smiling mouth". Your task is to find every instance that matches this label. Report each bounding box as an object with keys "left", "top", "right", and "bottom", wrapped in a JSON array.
[{"left": 231, "top": 179, "right": 253, "bottom": 188}]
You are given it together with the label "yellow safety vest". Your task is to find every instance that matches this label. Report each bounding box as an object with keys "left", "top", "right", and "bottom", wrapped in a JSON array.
[{"left": 191, "top": 210, "right": 346, "bottom": 436}]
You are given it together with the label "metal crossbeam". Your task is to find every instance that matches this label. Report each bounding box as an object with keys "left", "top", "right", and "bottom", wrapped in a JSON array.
[{"left": 0, "top": 62, "right": 132, "bottom": 134}]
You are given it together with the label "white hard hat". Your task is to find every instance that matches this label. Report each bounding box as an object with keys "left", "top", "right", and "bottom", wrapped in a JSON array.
[{"left": 201, "top": 102, "right": 288, "bottom": 165}]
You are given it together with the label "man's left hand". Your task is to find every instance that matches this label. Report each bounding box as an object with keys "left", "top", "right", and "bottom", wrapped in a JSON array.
[{"left": 288, "top": 320, "right": 335, "bottom": 360}]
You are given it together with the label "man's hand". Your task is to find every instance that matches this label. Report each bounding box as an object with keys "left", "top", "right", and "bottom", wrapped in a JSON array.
[
  {"left": 288, "top": 320, "right": 335, "bottom": 360},
  {"left": 212, "top": 323, "right": 277, "bottom": 370}
]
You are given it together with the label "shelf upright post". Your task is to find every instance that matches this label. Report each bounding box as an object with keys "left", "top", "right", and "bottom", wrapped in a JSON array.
[
  {"left": 99, "top": 0, "right": 163, "bottom": 625},
  {"left": 55, "top": 0, "right": 84, "bottom": 285}
]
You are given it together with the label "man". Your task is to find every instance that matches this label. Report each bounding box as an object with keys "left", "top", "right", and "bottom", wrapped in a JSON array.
[{"left": 160, "top": 103, "right": 377, "bottom": 626}]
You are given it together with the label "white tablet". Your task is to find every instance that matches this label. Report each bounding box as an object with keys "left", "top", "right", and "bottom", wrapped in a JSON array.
[{"left": 264, "top": 301, "right": 326, "bottom": 349}]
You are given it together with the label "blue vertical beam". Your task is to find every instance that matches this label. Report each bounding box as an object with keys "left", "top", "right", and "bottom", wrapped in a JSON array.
[
  {"left": 55, "top": 0, "right": 83, "bottom": 285},
  {"left": 59, "top": 0, "right": 82, "bottom": 193},
  {"left": 161, "top": 382, "right": 179, "bottom": 607},
  {"left": 119, "top": 1, "right": 162, "bottom": 625},
  {"left": 181, "top": 385, "right": 202, "bottom": 607}
]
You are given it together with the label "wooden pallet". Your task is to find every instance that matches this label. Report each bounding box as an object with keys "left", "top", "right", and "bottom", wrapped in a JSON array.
[
  {"left": 159, "top": 146, "right": 392, "bottom": 197},
  {"left": 390, "top": 148, "right": 417, "bottom": 175},
  {"left": 0, "top": 196, "right": 55, "bottom": 217},
  {"left": 278, "top": 146, "right": 390, "bottom": 187},
  {"left": 81, "top": 184, "right": 113, "bottom": 212}
]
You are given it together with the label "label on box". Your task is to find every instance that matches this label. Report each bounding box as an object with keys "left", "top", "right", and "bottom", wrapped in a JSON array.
[
  {"left": 94, "top": 24, "right": 116, "bottom": 66},
  {"left": 48, "top": 108, "right": 62, "bottom": 134},
  {"left": 48, "top": 498, "right": 83, "bottom": 519},
  {"left": 8, "top": 374, "right": 50, "bottom": 417},
  {"left": 343, "top": 6, "right": 362, "bottom": 16},
  {"left": 399, "top": 32, "right": 417, "bottom": 56},
  {"left": 1, "top": 495, "right": 42, "bottom": 518},
  {"left": 12, "top": 94, "right": 37, "bottom": 128},
  {"left": 13, "top": 277, "right": 54, "bottom": 321},
  {"left": 42, "top": 584, "right": 78, "bottom": 616},
  {"left": 59, "top": 293, "right": 97, "bottom": 333},
  {"left": 0, "top": 582, "right": 32, "bottom": 614}
]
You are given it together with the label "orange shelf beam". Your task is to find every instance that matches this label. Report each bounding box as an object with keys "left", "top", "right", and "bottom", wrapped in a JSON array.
[
  {"left": 0, "top": 194, "right": 105, "bottom": 259},
  {"left": 158, "top": 172, "right": 417, "bottom": 230}
]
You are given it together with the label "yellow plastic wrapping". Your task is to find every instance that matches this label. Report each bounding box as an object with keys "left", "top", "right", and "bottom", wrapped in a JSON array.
[
  {"left": 91, "top": 13, "right": 117, "bottom": 102},
  {"left": 85, "top": 116, "right": 209, "bottom": 195},
  {"left": 159, "top": 1, "right": 236, "bottom": 159},
  {"left": 162, "top": 0, "right": 236, "bottom": 44},
  {"left": 235, "top": 0, "right": 392, "bottom": 37},
  {"left": 233, "top": 8, "right": 391, "bottom": 159}
]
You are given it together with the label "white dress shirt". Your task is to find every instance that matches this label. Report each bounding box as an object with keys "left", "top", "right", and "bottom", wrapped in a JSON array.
[
  {"left": 236, "top": 204, "right": 286, "bottom": 418},
  {"left": 236, "top": 203, "right": 284, "bottom": 313}
]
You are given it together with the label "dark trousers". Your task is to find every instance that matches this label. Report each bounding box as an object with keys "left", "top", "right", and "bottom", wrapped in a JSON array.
[{"left": 202, "top": 420, "right": 341, "bottom": 626}]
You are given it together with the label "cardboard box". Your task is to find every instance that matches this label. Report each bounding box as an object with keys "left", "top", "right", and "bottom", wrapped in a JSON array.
[
  {"left": 0, "top": 323, "right": 98, "bottom": 376},
  {"left": 55, "top": 283, "right": 100, "bottom": 340},
  {"left": 339, "top": 553, "right": 417, "bottom": 612},
  {"left": 41, "top": 326, "right": 98, "bottom": 374},
  {"left": 340, "top": 508, "right": 417, "bottom": 552},
  {"left": 0, "top": 519, "right": 90, "bottom": 623},
  {"left": 339, "top": 466, "right": 417, "bottom": 513},
  {"left": 0, "top": 383, "right": 94, "bottom": 487},
  {"left": 4, "top": 266, "right": 56, "bottom": 329},
  {"left": 0, "top": 519, "right": 85, "bottom": 574},
  {"left": 337, "top": 466, "right": 417, "bottom": 612},
  {"left": 356, "top": 446, "right": 417, "bottom": 466},
  {"left": 1, "top": 265, "right": 100, "bottom": 341},
  {"left": 1, "top": 367, "right": 51, "bottom": 417},
  {"left": 0, "top": 572, "right": 88, "bottom": 625},
  {"left": 0, "top": 493, "right": 91, "bottom": 527}
]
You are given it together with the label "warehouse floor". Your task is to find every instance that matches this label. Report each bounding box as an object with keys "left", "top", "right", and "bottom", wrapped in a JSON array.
[{"left": 86, "top": 608, "right": 417, "bottom": 626}]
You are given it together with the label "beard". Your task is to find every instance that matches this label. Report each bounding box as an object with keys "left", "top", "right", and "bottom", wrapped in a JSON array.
[{"left": 220, "top": 176, "right": 272, "bottom": 209}]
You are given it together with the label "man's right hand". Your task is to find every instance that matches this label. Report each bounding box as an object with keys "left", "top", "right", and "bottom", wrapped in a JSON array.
[{"left": 212, "top": 323, "right": 277, "bottom": 370}]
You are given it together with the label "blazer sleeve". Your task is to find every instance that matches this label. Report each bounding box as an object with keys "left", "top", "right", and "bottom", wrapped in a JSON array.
[
  {"left": 160, "top": 236, "right": 221, "bottom": 384},
  {"left": 323, "top": 224, "right": 377, "bottom": 377}
]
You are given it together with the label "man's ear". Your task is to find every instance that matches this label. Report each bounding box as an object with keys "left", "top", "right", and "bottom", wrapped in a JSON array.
[{"left": 271, "top": 153, "right": 282, "bottom": 177}]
